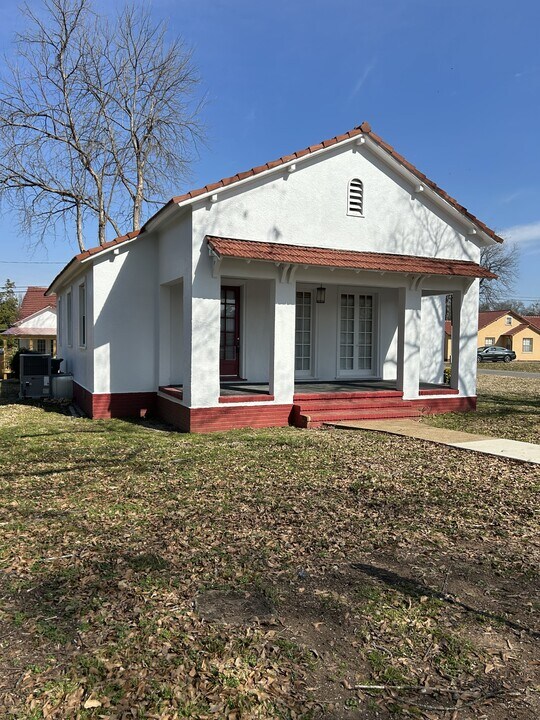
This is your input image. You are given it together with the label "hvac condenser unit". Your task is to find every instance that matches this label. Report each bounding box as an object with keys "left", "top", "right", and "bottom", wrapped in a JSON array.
[{"left": 19, "top": 354, "right": 52, "bottom": 399}]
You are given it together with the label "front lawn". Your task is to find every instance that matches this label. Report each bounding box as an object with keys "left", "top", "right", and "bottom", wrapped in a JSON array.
[
  {"left": 0, "top": 403, "right": 538, "bottom": 719},
  {"left": 478, "top": 361, "right": 540, "bottom": 374},
  {"left": 423, "top": 374, "right": 540, "bottom": 444}
]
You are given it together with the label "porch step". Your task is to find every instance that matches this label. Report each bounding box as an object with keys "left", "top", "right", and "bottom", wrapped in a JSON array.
[
  {"left": 301, "top": 406, "right": 423, "bottom": 424},
  {"left": 295, "top": 395, "right": 407, "bottom": 412},
  {"left": 293, "top": 390, "right": 402, "bottom": 402}
]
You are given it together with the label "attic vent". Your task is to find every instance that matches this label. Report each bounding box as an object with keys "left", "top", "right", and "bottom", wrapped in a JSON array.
[{"left": 348, "top": 178, "right": 364, "bottom": 216}]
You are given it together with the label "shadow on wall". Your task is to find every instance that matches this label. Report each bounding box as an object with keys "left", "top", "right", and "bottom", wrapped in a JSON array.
[{"left": 92, "top": 237, "right": 159, "bottom": 413}]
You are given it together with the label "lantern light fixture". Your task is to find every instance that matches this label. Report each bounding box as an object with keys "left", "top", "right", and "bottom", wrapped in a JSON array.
[{"left": 316, "top": 285, "right": 326, "bottom": 304}]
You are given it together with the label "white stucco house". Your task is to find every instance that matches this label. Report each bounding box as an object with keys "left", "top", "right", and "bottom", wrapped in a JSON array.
[
  {"left": 2, "top": 286, "right": 57, "bottom": 355},
  {"left": 47, "top": 122, "right": 498, "bottom": 432}
]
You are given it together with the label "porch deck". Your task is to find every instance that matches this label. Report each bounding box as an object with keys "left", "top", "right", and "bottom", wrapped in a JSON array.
[{"left": 159, "top": 380, "right": 457, "bottom": 404}]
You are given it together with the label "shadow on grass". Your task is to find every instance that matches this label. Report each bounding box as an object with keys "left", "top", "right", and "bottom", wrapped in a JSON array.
[{"left": 351, "top": 562, "right": 540, "bottom": 639}]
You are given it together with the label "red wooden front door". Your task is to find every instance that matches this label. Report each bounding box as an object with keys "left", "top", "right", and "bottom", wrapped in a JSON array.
[{"left": 220, "top": 286, "right": 240, "bottom": 377}]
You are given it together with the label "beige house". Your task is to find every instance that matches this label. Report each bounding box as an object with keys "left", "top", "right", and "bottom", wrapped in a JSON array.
[{"left": 477, "top": 310, "right": 540, "bottom": 361}]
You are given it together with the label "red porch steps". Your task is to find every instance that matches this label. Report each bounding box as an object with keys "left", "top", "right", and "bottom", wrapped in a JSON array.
[{"left": 291, "top": 390, "right": 421, "bottom": 428}]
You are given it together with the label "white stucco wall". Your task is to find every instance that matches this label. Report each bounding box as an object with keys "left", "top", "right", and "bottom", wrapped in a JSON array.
[
  {"left": 17, "top": 308, "right": 57, "bottom": 330},
  {"left": 191, "top": 140, "right": 479, "bottom": 264},
  {"left": 55, "top": 269, "right": 93, "bottom": 391},
  {"left": 92, "top": 237, "right": 157, "bottom": 394},
  {"left": 420, "top": 294, "right": 446, "bottom": 385}
]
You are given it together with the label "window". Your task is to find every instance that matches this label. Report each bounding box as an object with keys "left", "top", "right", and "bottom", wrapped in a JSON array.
[
  {"left": 505, "top": 316, "right": 512, "bottom": 325},
  {"left": 57, "top": 297, "right": 62, "bottom": 346},
  {"left": 66, "top": 290, "right": 73, "bottom": 346},
  {"left": 523, "top": 338, "right": 533, "bottom": 353},
  {"left": 79, "top": 283, "right": 86, "bottom": 347},
  {"left": 347, "top": 178, "right": 364, "bottom": 216},
  {"left": 484, "top": 337, "right": 495, "bottom": 346},
  {"left": 295, "top": 291, "right": 312, "bottom": 373},
  {"left": 36, "top": 339, "right": 46, "bottom": 353},
  {"left": 50, "top": 340, "right": 55, "bottom": 355}
]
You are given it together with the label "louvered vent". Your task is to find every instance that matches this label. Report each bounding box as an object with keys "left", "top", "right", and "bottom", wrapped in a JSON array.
[{"left": 348, "top": 179, "right": 364, "bottom": 216}]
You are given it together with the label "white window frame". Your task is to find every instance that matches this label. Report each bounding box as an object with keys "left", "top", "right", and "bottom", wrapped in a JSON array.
[
  {"left": 57, "top": 297, "right": 62, "bottom": 346},
  {"left": 484, "top": 337, "right": 495, "bottom": 346},
  {"left": 336, "top": 288, "right": 379, "bottom": 378},
  {"left": 295, "top": 290, "right": 314, "bottom": 378},
  {"left": 505, "top": 316, "right": 512, "bottom": 325},
  {"left": 66, "top": 290, "right": 73, "bottom": 347},
  {"left": 522, "top": 337, "right": 533, "bottom": 353},
  {"left": 78, "top": 282, "right": 86, "bottom": 348}
]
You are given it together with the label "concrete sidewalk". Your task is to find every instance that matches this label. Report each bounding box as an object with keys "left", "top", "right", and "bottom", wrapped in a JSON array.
[{"left": 331, "top": 418, "right": 540, "bottom": 464}]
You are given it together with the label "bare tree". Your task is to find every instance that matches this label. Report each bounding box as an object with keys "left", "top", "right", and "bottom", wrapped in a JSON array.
[
  {"left": 0, "top": 0, "right": 204, "bottom": 251},
  {"left": 479, "top": 242, "right": 519, "bottom": 308}
]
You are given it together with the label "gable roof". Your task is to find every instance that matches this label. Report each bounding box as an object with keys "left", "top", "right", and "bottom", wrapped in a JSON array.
[
  {"left": 18, "top": 287, "right": 56, "bottom": 321},
  {"left": 525, "top": 315, "right": 540, "bottom": 332},
  {"left": 207, "top": 236, "right": 496, "bottom": 279},
  {"left": 504, "top": 322, "right": 540, "bottom": 338},
  {"left": 47, "top": 121, "right": 503, "bottom": 294},
  {"left": 478, "top": 309, "right": 540, "bottom": 335}
]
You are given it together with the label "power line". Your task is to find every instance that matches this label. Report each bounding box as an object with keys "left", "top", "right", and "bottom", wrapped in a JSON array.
[{"left": 0, "top": 260, "right": 65, "bottom": 264}]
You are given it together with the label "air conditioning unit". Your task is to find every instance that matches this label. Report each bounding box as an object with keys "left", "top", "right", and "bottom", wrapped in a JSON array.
[{"left": 19, "top": 354, "right": 52, "bottom": 399}]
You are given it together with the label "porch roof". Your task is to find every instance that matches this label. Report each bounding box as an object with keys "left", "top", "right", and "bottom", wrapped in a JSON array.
[
  {"left": 206, "top": 236, "right": 497, "bottom": 279},
  {"left": 1, "top": 327, "right": 56, "bottom": 337}
]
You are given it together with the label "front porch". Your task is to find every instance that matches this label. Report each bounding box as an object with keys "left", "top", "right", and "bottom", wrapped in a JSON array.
[
  {"left": 153, "top": 237, "right": 486, "bottom": 432},
  {"left": 158, "top": 379, "right": 466, "bottom": 431}
]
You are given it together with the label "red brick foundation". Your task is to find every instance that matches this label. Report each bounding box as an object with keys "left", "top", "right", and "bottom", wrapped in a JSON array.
[
  {"left": 74, "top": 383, "right": 477, "bottom": 433},
  {"left": 73, "top": 382, "right": 157, "bottom": 420}
]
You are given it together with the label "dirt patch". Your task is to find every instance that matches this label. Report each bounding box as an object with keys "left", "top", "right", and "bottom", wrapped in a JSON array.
[{"left": 197, "top": 588, "right": 276, "bottom": 625}]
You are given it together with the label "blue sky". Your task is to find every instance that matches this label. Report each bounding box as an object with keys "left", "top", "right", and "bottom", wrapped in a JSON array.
[{"left": 0, "top": 0, "right": 538, "bottom": 302}]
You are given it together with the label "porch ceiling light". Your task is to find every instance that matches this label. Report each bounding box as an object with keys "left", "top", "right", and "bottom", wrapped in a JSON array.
[{"left": 316, "top": 285, "right": 326, "bottom": 304}]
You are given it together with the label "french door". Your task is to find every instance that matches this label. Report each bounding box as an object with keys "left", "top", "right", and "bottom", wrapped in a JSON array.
[
  {"left": 338, "top": 292, "right": 376, "bottom": 376},
  {"left": 220, "top": 286, "right": 240, "bottom": 377},
  {"left": 295, "top": 290, "right": 313, "bottom": 377}
]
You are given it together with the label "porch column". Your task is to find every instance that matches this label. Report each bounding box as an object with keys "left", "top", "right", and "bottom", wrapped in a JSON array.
[
  {"left": 450, "top": 280, "right": 479, "bottom": 396},
  {"left": 269, "top": 278, "right": 296, "bottom": 404},
  {"left": 182, "top": 273, "right": 220, "bottom": 407},
  {"left": 396, "top": 286, "right": 422, "bottom": 399}
]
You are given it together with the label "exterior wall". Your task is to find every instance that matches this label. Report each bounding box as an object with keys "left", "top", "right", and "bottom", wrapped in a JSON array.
[
  {"left": 17, "top": 308, "right": 57, "bottom": 330},
  {"left": 192, "top": 141, "right": 478, "bottom": 264},
  {"left": 55, "top": 269, "right": 94, "bottom": 392},
  {"left": 420, "top": 294, "right": 446, "bottom": 385},
  {"left": 93, "top": 236, "right": 158, "bottom": 394},
  {"left": 478, "top": 314, "right": 540, "bottom": 360}
]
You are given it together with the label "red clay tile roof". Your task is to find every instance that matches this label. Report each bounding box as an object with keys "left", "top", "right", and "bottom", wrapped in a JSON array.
[
  {"left": 47, "top": 121, "right": 503, "bottom": 293},
  {"left": 525, "top": 315, "right": 540, "bottom": 332},
  {"left": 2, "top": 326, "right": 56, "bottom": 337},
  {"left": 207, "top": 236, "right": 497, "bottom": 279},
  {"left": 477, "top": 310, "right": 509, "bottom": 330},
  {"left": 18, "top": 287, "right": 56, "bottom": 321},
  {"left": 504, "top": 323, "right": 529, "bottom": 337}
]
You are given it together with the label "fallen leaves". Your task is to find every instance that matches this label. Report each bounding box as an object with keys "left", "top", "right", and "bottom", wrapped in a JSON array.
[{"left": 0, "top": 401, "right": 538, "bottom": 718}]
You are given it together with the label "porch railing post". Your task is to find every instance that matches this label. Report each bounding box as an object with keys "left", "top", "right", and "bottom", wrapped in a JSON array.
[
  {"left": 450, "top": 280, "right": 478, "bottom": 397},
  {"left": 396, "top": 286, "right": 421, "bottom": 399},
  {"left": 269, "top": 278, "right": 296, "bottom": 404}
]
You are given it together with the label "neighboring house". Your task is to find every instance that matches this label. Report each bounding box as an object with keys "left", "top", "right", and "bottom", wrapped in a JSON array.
[
  {"left": 1, "top": 287, "right": 57, "bottom": 355},
  {"left": 477, "top": 310, "right": 540, "bottom": 361},
  {"left": 47, "top": 122, "right": 499, "bottom": 432}
]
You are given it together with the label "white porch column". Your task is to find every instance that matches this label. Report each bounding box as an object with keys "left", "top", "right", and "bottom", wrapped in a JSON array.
[
  {"left": 450, "top": 280, "right": 479, "bottom": 396},
  {"left": 182, "top": 273, "right": 220, "bottom": 407},
  {"left": 269, "top": 278, "right": 296, "bottom": 404},
  {"left": 396, "top": 286, "right": 422, "bottom": 399}
]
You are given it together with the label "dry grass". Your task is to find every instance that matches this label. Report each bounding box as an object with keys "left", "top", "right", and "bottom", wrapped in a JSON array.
[
  {"left": 0, "top": 402, "right": 539, "bottom": 719},
  {"left": 423, "top": 374, "right": 540, "bottom": 444}
]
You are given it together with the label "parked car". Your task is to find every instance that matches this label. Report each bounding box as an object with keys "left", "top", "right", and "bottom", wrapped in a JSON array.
[{"left": 477, "top": 346, "right": 516, "bottom": 363}]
